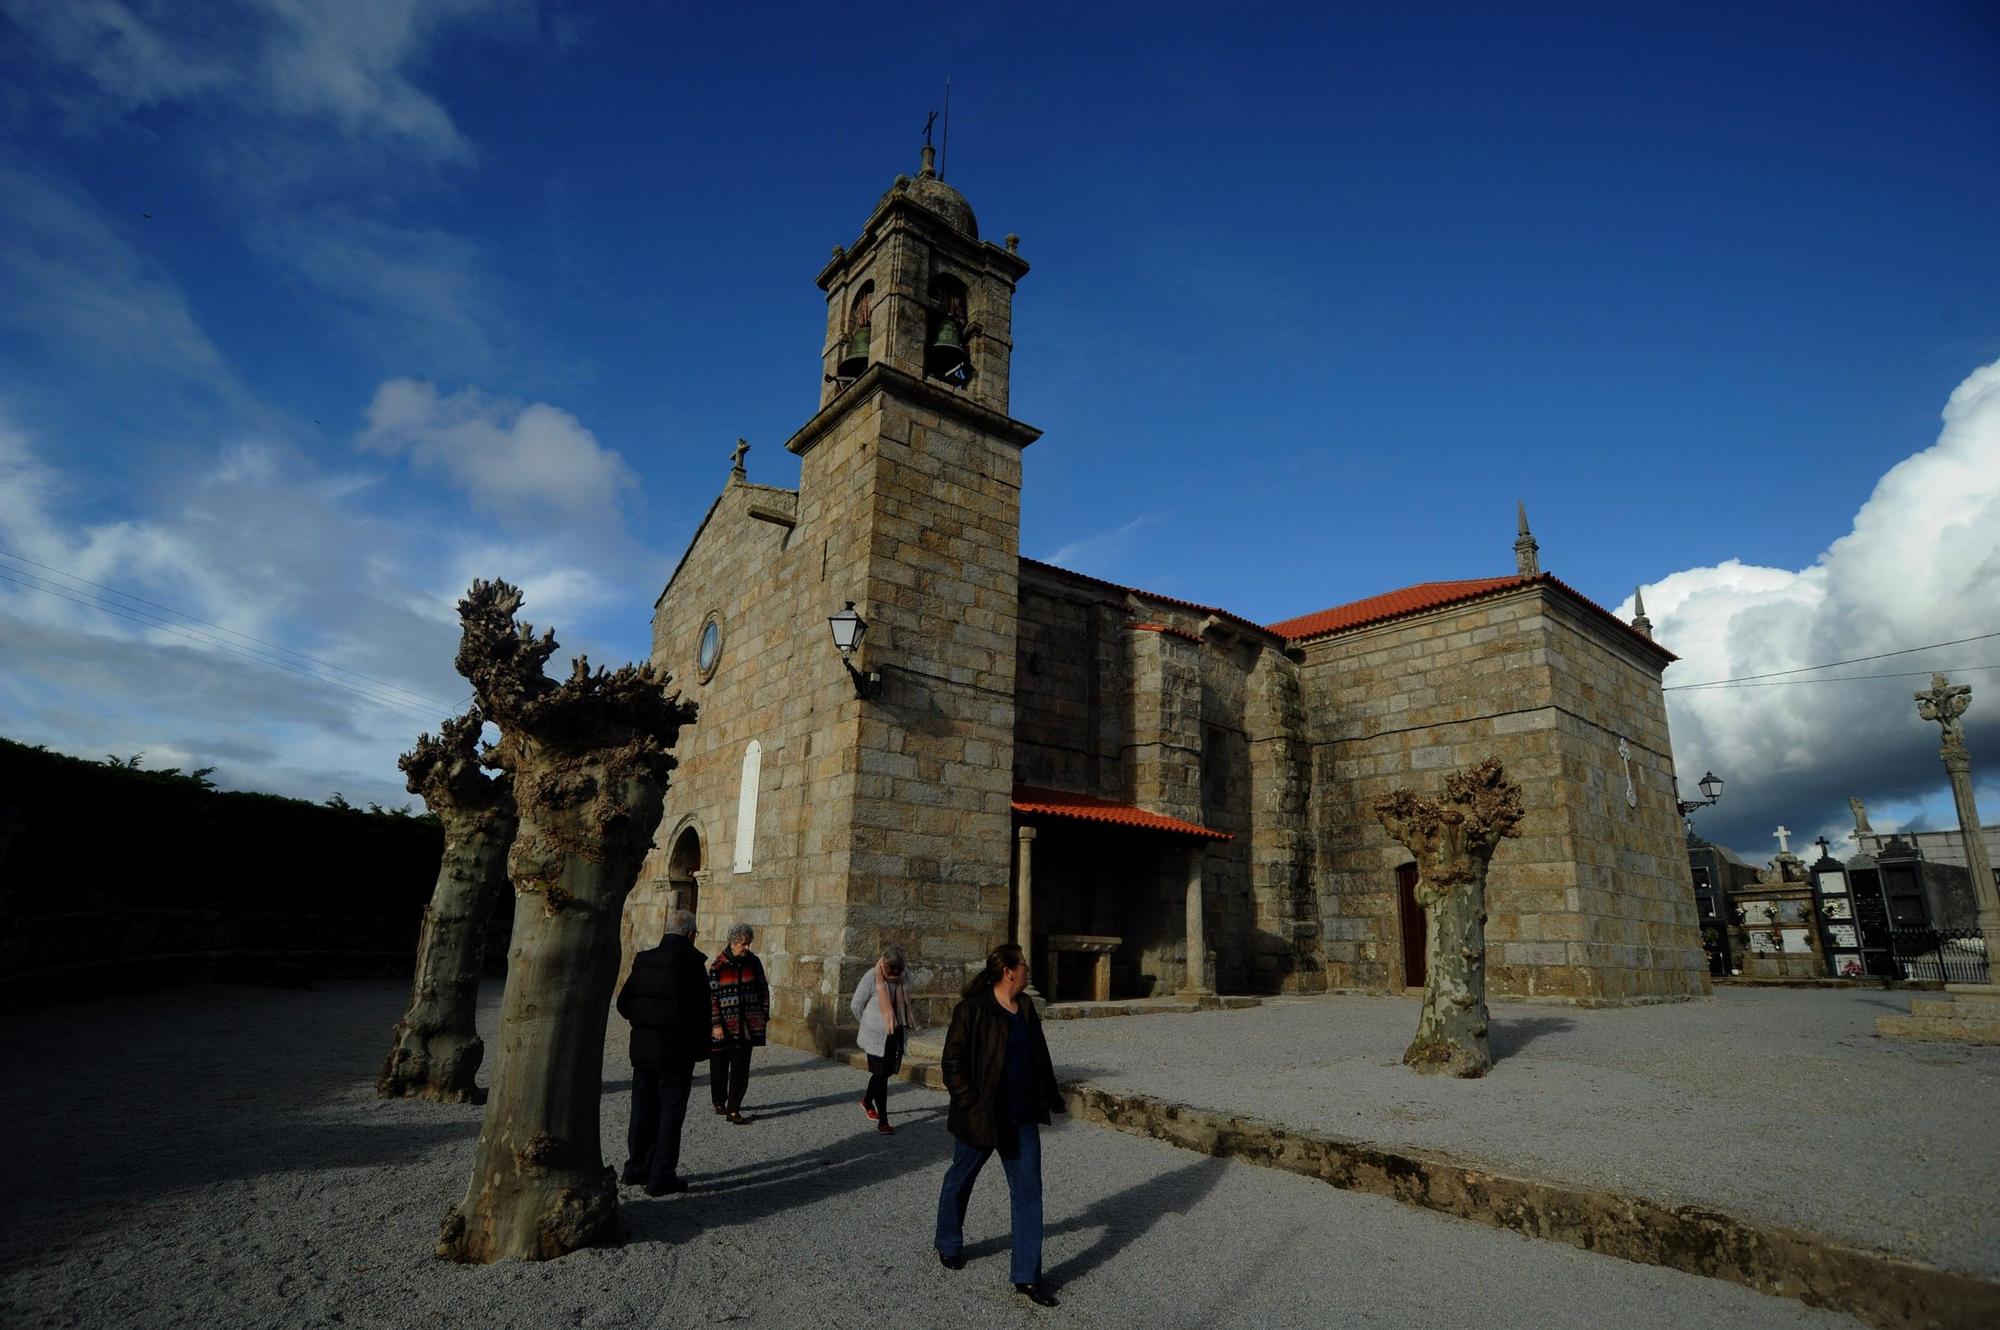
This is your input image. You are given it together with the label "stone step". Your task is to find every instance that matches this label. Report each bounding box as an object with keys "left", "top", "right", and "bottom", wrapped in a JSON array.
[
  {"left": 831, "top": 1044, "right": 945, "bottom": 1090},
  {"left": 1876, "top": 1013, "right": 2000, "bottom": 1045}
]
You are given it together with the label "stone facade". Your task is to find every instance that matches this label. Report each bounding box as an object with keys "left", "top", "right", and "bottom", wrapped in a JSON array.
[{"left": 626, "top": 153, "right": 1710, "bottom": 1053}]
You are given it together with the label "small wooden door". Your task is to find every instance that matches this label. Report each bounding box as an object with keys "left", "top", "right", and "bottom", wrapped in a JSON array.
[{"left": 1396, "top": 862, "right": 1426, "bottom": 988}]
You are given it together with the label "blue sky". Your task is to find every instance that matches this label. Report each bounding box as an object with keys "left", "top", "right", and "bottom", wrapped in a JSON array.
[{"left": 2, "top": 1, "right": 1998, "bottom": 860}]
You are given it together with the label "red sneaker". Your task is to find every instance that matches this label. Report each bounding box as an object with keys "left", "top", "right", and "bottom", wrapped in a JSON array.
[
  {"left": 876, "top": 1120, "right": 895, "bottom": 1135},
  {"left": 860, "top": 1098, "right": 878, "bottom": 1122}
]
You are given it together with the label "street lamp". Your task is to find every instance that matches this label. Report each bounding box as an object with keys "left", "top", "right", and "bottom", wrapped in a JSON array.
[
  {"left": 827, "top": 602, "right": 881, "bottom": 699},
  {"left": 1676, "top": 770, "right": 1723, "bottom": 817}
]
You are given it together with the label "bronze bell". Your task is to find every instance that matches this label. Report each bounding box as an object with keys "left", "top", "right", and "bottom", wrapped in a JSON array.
[
  {"left": 925, "top": 318, "right": 969, "bottom": 379},
  {"left": 836, "top": 325, "right": 870, "bottom": 379}
]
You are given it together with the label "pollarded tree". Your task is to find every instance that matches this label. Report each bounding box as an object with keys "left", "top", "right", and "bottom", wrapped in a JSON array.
[
  {"left": 378, "top": 708, "right": 516, "bottom": 1104},
  {"left": 436, "top": 580, "right": 697, "bottom": 1264},
  {"left": 1372, "top": 757, "right": 1525, "bottom": 1078}
]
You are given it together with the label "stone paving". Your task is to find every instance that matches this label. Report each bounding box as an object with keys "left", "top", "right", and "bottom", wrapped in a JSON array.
[
  {"left": 0, "top": 981, "right": 1870, "bottom": 1330},
  {"left": 1036, "top": 986, "right": 2000, "bottom": 1278}
]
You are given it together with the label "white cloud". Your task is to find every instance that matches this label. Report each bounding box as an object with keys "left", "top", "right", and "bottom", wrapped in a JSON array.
[
  {"left": 1634, "top": 359, "right": 2000, "bottom": 860},
  {"left": 250, "top": 212, "right": 503, "bottom": 372},
  {"left": 1042, "top": 513, "right": 1160, "bottom": 572},
  {"left": 358, "top": 378, "right": 638, "bottom": 527},
  {"left": 0, "top": 409, "right": 466, "bottom": 806},
  {"left": 0, "top": 159, "right": 237, "bottom": 392},
  {"left": 5, "top": 0, "right": 529, "bottom": 159},
  {"left": 2, "top": 0, "right": 233, "bottom": 111}
]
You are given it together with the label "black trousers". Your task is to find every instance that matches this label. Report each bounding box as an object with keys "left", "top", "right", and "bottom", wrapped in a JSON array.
[
  {"left": 709, "top": 1045, "right": 752, "bottom": 1112},
  {"left": 864, "top": 1031, "right": 903, "bottom": 1120},
  {"left": 627, "top": 1061, "right": 694, "bottom": 1187}
]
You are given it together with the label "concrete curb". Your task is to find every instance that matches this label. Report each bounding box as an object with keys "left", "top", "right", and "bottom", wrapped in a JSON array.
[{"left": 1062, "top": 1082, "right": 2000, "bottom": 1330}]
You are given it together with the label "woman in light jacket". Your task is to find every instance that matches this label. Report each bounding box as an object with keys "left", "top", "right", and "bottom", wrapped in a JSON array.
[{"left": 851, "top": 943, "right": 913, "bottom": 1135}]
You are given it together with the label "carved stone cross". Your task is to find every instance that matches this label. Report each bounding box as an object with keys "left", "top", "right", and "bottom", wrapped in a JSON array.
[
  {"left": 1915, "top": 672, "right": 1971, "bottom": 753},
  {"left": 1774, "top": 825, "right": 1792, "bottom": 855},
  {"left": 730, "top": 438, "right": 750, "bottom": 476}
]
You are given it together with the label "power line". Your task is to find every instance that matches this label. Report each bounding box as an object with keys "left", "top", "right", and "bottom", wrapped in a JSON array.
[
  {"left": 1664, "top": 631, "right": 2000, "bottom": 690},
  {"left": 1669, "top": 664, "right": 2000, "bottom": 690},
  {"left": 0, "top": 545, "right": 463, "bottom": 715},
  {"left": 0, "top": 567, "right": 457, "bottom": 725}
]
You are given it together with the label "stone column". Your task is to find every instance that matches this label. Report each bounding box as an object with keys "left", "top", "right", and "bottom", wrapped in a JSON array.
[
  {"left": 1915, "top": 674, "right": 2000, "bottom": 970},
  {"left": 1179, "top": 843, "right": 1213, "bottom": 997},
  {"left": 1015, "top": 826, "right": 1040, "bottom": 999}
]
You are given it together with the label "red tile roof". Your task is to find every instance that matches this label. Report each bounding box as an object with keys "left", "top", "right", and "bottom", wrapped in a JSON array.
[
  {"left": 1265, "top": 572, "right": 1677, "bottom": 660},
  {"left": 1266, "top": 576, "right": 1530, "bottom": 641},
  {"left": 1012, "top": 785, "right": 1234, "bottom": 842}
]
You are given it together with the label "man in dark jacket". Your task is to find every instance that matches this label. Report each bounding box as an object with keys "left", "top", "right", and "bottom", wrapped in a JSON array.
[
  {"left": 616, "top": 908, "right": 710, "bottom": 1195},
  {"left": 935, "top": 942, "right": 1066, "bottom": 1307}
]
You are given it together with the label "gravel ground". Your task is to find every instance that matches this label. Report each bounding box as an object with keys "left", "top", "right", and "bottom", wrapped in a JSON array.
[
  {"left": 1041, "top": 987, "right": 2000, "bottom": 1277},
  {"left": 0, "top": 981, "right": 1867, "bottom": 1330}
]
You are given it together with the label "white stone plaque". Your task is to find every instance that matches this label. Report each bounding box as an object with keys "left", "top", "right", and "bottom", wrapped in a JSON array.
[{"left": 733, "top": 739, "right": 762, "bottom": 873}]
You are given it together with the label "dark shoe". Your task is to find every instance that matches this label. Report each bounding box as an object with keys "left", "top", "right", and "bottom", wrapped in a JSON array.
[
  {"left": 619, "top": 1163, "right": 647, "bottom": 1185},
  {"left": 937, "top": 1251, "right": 965, "bottom": 1271},
  {"left": 714, "top": 1105, "right": 728, "bottom": 1115},
  {"left": 875, "top": 1119, "right": 895, "bottom": 1135},
  {"left": 643, "top": 1177, "right": 689, "bottom": 1197},
  {"left": 1015, "top": 1283, "right": 1059, "bottom": 1308},
  {"left": 860, "top": 1097, "right": 878, "bottom": 1122},
  {"left": 727, "top": 1112, "right": 750, "bottom": 1125}
]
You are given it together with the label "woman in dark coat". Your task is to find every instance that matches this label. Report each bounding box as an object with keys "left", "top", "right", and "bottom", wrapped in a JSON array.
[
  {"left": 933, "top": 942, "right": 1065, "bottom": 1307},
  {"left": 707, "top": 922, "right": 769, "bottom": 1123}
]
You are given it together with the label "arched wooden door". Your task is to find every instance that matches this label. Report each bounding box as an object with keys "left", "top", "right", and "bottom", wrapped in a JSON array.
[{"left": 668, "top": 826, "right": 702, "bottom": 925}]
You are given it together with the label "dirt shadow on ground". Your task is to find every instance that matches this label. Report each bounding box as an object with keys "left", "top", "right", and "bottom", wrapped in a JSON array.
[
  {"left": 1489, "top": 1014, "right": 1575, "bottom": 1060},
  {"left": 955, "top": 1154, "right": 1230, "bottom": 1286}
]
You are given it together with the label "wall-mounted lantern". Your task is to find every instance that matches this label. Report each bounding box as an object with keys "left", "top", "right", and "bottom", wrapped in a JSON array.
[
  {"left": 828, "top": 601, "right": 882, "bottom": 699},
  {"left": 1676, "top": 770, "right": 1724, "bottom": 817}
]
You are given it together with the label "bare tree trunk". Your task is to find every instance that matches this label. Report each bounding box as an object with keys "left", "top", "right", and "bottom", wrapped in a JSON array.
[
  {"left": 436, "top": 580, "right": 696, "bottom": 1264},
  {"left": 1374, "top": 758, "right": 1524, "bottom": 1079},
  {"left": 378, "top": 709, "right": 516, "bottom": 1103}
]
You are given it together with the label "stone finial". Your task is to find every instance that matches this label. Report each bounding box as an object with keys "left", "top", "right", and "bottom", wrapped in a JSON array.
[
  {"left": 1005, "top": 233, "right": 1020, "bottom": 254},
  {"left": 1631, "top": 585, "right": 1653, "bottom": 639},
  {"left": 920, "top": 144, "right": 937, "bottom": 178},
  {"left": 1514, "top": 501, "right": 1541, "bottom": 577},
  {"left": 831, "top": 244, "right": 845, "bottom": 261},
  {"left": 729, "top": 438, "right": 749, "bottom": 480}
]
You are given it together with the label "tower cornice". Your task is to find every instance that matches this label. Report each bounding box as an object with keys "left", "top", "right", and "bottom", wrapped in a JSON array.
[
  {"left": 817, "top": 194, "right": 1029, "bottom": 292},
  {"left": 784, "top": 362, "right": 1041, "bottom": 457}
]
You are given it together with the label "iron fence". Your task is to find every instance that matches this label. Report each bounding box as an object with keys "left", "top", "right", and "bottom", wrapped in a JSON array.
[{"left": 1887, "top": 928, "right": 1991, "bottom": 984}]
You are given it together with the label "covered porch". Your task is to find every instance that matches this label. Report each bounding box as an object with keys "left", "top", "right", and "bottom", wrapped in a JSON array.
[{"left": 1009, "top": 785, "right": 1234, "bottom": 1002}]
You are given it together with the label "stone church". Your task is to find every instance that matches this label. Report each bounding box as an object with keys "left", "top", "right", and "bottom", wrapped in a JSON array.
[{"left": 623, "top": 148, "right": 1709, "bottom": 1052}]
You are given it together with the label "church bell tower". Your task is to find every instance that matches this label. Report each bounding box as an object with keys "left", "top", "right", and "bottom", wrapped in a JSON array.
[{"left": 783, "top": 145, "right": 1038, "bottom": 1038}]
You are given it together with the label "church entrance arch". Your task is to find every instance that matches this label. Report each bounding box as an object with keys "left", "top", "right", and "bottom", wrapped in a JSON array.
[
  {"left": 668, "top": 825, "right": 703, "bottom": 926},
  {"left": 1396, "top": 861, "right": 1425, "bottom": 989}
]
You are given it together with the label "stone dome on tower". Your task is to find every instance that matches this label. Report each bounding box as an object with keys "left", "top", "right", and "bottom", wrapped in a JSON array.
[{"left": 877, "top": 145, "right": 978, "bottom": 238}]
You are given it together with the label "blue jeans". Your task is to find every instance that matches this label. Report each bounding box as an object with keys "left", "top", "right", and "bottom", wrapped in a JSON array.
[{"left": 934, "top": 1122, "right": 1042, "bottom": 1285}]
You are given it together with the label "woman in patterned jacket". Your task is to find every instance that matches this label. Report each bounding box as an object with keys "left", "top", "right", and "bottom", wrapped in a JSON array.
[{"left": 707, "top": 922, "right": 770, "bottom": 1123}]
